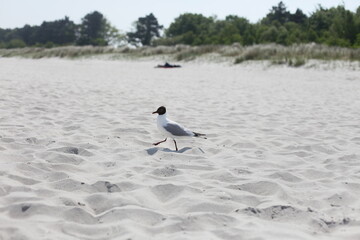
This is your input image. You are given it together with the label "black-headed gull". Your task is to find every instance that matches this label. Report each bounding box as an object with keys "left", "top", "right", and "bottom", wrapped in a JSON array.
[{"left": 152, "top": 106, "right": 206, "bottom": 151}]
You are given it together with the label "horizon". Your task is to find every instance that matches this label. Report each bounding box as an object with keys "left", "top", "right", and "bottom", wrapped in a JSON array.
[{"left": 0, "top": 0, "right": 358, "bottom": 32}]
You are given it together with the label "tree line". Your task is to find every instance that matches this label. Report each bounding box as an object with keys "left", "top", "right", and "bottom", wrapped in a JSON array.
[
  {"left": 1, "top": 2, "right": 360, "bottom": 48},
  {"left": 0, "top": 12, "right": 122, "bottom": 48}
]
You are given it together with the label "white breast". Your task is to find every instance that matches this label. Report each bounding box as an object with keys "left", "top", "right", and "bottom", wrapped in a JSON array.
[{"left": 156, "top": 114, "right": 172, "bottom": 137}]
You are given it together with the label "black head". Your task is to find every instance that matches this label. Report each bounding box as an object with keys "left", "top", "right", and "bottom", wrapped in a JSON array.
[{"left": 152, "top": 106, "right": 166, "bottom": 115}]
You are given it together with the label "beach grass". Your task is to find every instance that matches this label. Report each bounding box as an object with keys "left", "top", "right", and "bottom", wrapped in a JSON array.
[{"left": 0, "top": 44, "right": 359, "bottom": 65}]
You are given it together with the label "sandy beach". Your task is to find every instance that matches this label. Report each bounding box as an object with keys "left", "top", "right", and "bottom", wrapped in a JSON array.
[{"left": 0, "top": 58, "right": 360, "bottom": 240}]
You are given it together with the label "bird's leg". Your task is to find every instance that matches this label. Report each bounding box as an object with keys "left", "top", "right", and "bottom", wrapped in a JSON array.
[
  {"left": 153, "top": 138, "right": 167, "bottom": 146},
  {"left": 173, "top": 140, "right": 178, "bottom": 151}
]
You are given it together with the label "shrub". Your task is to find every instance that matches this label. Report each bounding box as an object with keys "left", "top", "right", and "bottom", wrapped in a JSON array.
[
  {"left": 6, "top": 39, "right": 26, "bottom": 49},
  {"left": 45, "top": 42, "right": 55, "bottom": 48},
  {"left": 290, "top": 57, "right": 306, "bottom": 67}
]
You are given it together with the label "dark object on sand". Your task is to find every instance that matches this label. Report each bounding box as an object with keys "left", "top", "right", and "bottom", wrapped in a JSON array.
[{"left": 156, "top": 62, "right": 181, "bottom": 68}]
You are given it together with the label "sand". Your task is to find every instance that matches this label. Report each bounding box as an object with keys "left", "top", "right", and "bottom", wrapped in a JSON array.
[{"left": 0, "top": 57, "right": 359, "bottom": 240}]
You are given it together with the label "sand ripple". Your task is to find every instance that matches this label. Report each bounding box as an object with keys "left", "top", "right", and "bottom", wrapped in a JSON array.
[{"left": 0, "top": 59, "right": 360, "bottom": 239}]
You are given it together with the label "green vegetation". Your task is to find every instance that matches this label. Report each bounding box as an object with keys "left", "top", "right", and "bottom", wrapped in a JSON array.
[
  {"left": 0, "top": 11, "right": 123, "bottom": 48},
  {"left": 157, "top": 3, "right": 360, "bottom": 48},
  {"left": 0, "top": 17, "right": 77, "bottom": 48},
  {"left": 1, "top": 44, "right": 359, "bottom": 67},
  {"left": 127, "top": 13, "right": 163, "bottom": 46},
  {"left": 1, "top": 2, "right": 359, "bottom": 49},
  {"left": 77, "top": 11, "right": 110, "bottom": 46},
  {"left": 0, "top": 2, "right": 359, "bottom": 66}
]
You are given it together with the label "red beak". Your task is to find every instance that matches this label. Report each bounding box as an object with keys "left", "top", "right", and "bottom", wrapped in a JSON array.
[{"left": 152, "top": 111, "right": 158, "bottom": 114}]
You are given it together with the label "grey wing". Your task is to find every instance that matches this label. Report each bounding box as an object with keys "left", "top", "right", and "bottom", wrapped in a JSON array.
[{"left": 164, "top": 123, "right": 193, "bottom": 136}]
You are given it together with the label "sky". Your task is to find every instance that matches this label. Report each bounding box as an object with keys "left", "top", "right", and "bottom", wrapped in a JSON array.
[{"left": 0, "top": 0, "right": 358, "bottom": 32}]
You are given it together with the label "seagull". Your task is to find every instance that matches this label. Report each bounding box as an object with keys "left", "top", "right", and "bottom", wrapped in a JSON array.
[{"left": 152, "top": 106, "right": 206, "bottom": 151}]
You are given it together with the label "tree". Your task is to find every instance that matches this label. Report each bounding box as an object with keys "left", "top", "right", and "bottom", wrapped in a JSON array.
[
  {"left": 309, "top": 6, "right": 333, "bottom": 33},
  {"left": 309, "top": 6, "right": 357, "bottom": 46},
  {"left": 167, "top": 13, "right": 213, "bottom": 37},
  {"left": 1, "top": 4, "right": 359, "bottom": 48},
  {"left": 225, "top": 15, "right": 251, "bottom": 35},
  {"left": 331, "top": 6, "right": 357, "bottom": 45},
  {"left": 262, "top": 1, "right": 290, "bottom": 25},
  {"left": 212, "top": 20, "right": 242, "bottom": 44},
  {"left": 127, "top": 13, "right": 163, "bottom": 46},
  {"left": 290, "top": 9, "right": 308, "bottom": 24},
  {"left": 35, "top": 17, "right": 76, "bottom": 45},
  {"left": 105, "top": 24, "right": 126, "bottom": 46},
  {"left": 208, "top": 16, "right": 251, "bottom": 45},
  {"left": 259, "top": 26, "right": 279, "bottom": 43},
  {"left": 77, "top": 11, "right": 109, "bottom": 46},
  {"left": 166, "top": 13, "right": 214, "bottom": 45},
  {"left": 18, "top": 24, "right": 36, "bottom": 45}
]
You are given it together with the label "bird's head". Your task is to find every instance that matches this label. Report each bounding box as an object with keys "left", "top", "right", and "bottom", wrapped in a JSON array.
[{"left": 152, "top": 106, "right": 166, "bottom": 115}]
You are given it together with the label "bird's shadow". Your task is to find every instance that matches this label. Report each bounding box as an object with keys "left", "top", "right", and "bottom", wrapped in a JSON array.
[{"left": 146, "top": 147, "right": 192, "bottom": 155}]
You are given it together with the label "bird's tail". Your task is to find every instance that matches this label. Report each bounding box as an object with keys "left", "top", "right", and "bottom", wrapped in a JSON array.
[{"left": 193, "top": 132, "right": 207, "bottom": 139}]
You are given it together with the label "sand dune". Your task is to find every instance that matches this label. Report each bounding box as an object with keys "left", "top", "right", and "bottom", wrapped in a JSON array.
[{"left": 0, "top": 58, "right": 360, "bottom": 240}]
